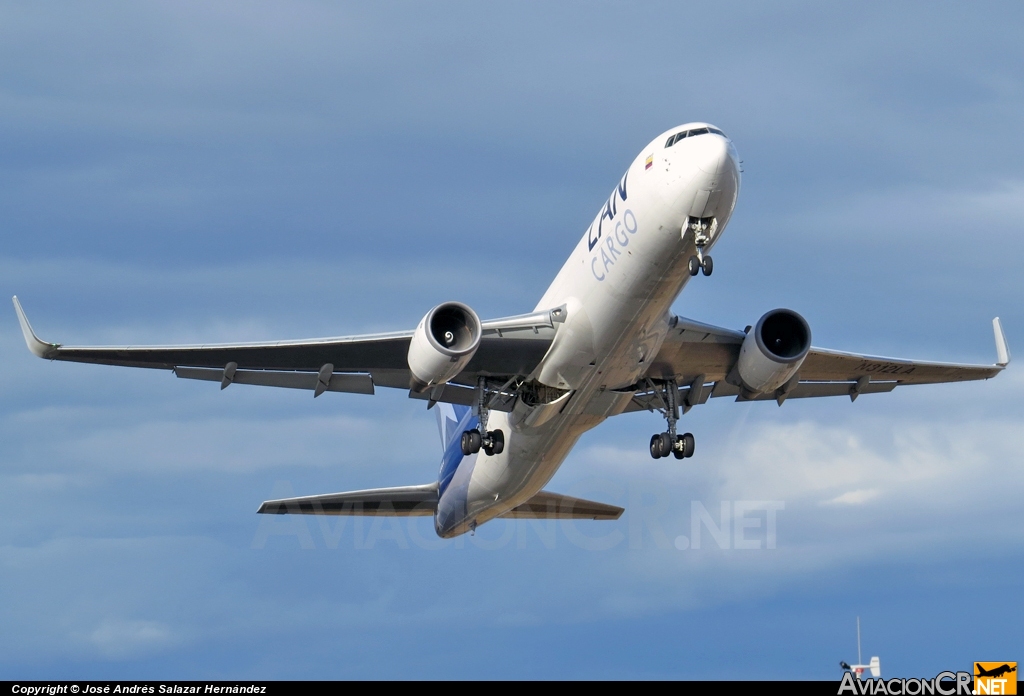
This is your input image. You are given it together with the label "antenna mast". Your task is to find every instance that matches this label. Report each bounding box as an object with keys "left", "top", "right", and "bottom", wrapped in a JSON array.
[{"left": 857, "top": 616, "right": 862, "bottom": 665}]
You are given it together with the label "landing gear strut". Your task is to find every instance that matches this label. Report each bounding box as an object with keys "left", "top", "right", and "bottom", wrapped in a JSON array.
[
  {"left": 648, "top": 379, "right": 696, "bottom": 460},
  {"left": 460, "top": 377, "right": 505, "bottom": 457}
]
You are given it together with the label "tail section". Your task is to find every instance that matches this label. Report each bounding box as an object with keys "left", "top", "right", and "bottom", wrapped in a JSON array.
[
  {"left": 869, "top": 657, "right": 880, "bottom": 678},
  {"left": 434, "top": 402, "right": 477, "bottom": 496},
  {"left": 435, "top": 402, "right": 473, "bottom": 451}
]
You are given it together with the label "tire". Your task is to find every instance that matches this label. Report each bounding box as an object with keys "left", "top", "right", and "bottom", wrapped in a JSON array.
[
  {"left": 658, "top": 432, "right": 673, "bottom": 458},
  {"left": 673, "top": 435, "right": 686, "bottom": 459},
  {"left": 688, "top": 256, "right": 701, "bottom": 276},
  {"left": 650, "top": 434, "right": 663, "bottom": 459},
  {"left": 701, "top": 256, "right": 713, "bottom": 276},
  {"left": 489, "top": 429, "right": 505, "bottom": 455},
  {"left": 483, "top": 444, "right": 494, "bottom": 456},
  {"left": 461, "top": 429, "right": 482, "bottom": 455},
  {"left": 681, "top": 432, "right": 695, "bottom": 458}
]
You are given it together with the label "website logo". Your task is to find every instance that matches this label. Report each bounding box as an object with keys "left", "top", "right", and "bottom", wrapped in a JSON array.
[{"left": 974, "top": 662, "right": 1017, "bottom": 695}]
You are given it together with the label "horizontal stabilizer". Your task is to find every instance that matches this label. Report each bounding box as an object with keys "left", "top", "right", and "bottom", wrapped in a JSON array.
[
  {"left": 498, "top": 490, "right": 624, "bottom": 520},
  {"left": 258, "top": 483, "right": 437, "bottom": 516}
]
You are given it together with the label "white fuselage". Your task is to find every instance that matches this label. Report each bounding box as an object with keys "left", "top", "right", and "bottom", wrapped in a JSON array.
[{"left": 435, "top": 123, "right": 741, "bottom": 537}]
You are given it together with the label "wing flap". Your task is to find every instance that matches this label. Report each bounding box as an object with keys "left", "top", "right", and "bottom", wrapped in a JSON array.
[
  {"left": 258, "top": 483, "right": 438, "bottom": 516},
  {"left": 709, "top": 379, "right": 898, "bottom": 400},
  {"left": 498, "top": 490, "right": 624, "bottom": 520},
  {"left": 175, "top": 366, "right": 375, "bottom": 395}
]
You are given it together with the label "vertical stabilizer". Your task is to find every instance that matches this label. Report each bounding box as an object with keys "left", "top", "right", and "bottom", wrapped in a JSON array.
[
  {"left": 434, "top": 402, "right": 477, "bottom": 497},
  {"left": 435, "top": 402, "right": 472, "bottom": 451}
]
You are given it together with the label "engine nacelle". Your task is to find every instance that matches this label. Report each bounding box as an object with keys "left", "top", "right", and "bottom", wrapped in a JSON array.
[
  {"left": 736, "top": 309, "right": 811, "bottom": 394},
  {"left": 407, "top": 301, "right": 482, "bottom": 391}
]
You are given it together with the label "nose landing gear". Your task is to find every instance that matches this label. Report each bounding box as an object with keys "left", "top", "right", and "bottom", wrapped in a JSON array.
[
  {"left": 647, "top": 379, "right": 696, "bottom": 460},
  {"left": 687, "top": 253, "right": 712, "bottom": 277},
  {"left": 686, "top": 216, "right": 714, "bottom": 277}
]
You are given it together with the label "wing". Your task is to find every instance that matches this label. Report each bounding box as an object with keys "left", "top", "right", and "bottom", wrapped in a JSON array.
[
  {"left": 12, "top": 296, "right": 556, "bottom": 403},
  {"left": 625, "top": 315, "right": 1008, "bottom": 412}
]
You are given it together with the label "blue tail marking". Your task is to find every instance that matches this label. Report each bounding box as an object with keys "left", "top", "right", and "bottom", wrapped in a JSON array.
[{"left": 434, "top": 403, "right": 477, "bottom": 497}]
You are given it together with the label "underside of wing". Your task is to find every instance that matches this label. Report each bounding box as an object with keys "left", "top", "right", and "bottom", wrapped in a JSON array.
[
  {"left": 629, "top": 314, "right": 1009, "bottom": 412},
  {"left": 794, "top": 346, "right": 1005, "bottom": 385},
  {"left": 12, "top": 296, "right": 557, "bottom": 400},
  {"left": 258, "top": 483, "right": 439, "bottom": 516}
]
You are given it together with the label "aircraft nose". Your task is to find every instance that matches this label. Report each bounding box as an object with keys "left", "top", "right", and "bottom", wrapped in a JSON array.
[{"left": 693, "top": 134, "right": 733, "bottom": 176}]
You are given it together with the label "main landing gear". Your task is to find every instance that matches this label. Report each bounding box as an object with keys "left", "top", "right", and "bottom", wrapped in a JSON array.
[
  {"left": 649, "top": 379, "right": 696, "bottom": 460},
  {"left": 460, "top": 377, "right": 505, "bottom": 457},
  {"left": 460, "top": 428, "right": 504, "bottom": 456}
]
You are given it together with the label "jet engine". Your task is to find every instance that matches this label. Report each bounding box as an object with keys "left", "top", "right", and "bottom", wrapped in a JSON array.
[
  {"left": 735, "top": 309, "right": 811, "bottom": 394},
  {"left": 407, "top": 301, "right": 482, "bottom": 391}
]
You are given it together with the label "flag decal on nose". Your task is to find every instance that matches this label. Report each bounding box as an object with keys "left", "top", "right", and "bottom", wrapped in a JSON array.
[{"left": 645, "top": 155, "right": 653, "bottom": 170}]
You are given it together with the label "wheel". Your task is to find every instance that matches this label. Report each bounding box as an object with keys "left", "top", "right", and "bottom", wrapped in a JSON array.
[
  {"left": 688, "top": 256, "right": 701, "bottom": 276},
  {"left": 658, "top": 432, "right": 673, "bottom": 458},
  {"left": 701, "top": 255, "right": 713, "bottom": 276},
  {"left": 483, "top": 444, "right": 494, "bottom": 456},
  {"left": 461, "top": 429, "right": 482, "bottom": 455},
  {"left": 650, "top": 434, "right": 663, "bottom": 459},
  {"left": 673, "top": 435, "right": 686, "bottom": 459},
  {"left": 681, "top": 432, "right": 695, "bottom": 458},
  {"left": 489, "top": 429, "right": 505, "bottom": 455}
]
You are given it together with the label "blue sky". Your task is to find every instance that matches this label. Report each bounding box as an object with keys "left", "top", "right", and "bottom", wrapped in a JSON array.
[{"left": 2, "top": 1, "right": 1023, "bottom": 679}]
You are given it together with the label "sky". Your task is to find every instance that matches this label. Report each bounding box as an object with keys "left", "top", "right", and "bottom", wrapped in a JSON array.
[{"left": 1, "top": 0, "right": 1023, "bottom": 680}]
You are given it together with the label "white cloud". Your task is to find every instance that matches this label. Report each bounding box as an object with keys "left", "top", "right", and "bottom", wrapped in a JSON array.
[
  {"left": 86, "top": 619, "right": 177, "bottom": 660},
  {"left": 821, "top": 488, "right": 880, "bottom": 506}
]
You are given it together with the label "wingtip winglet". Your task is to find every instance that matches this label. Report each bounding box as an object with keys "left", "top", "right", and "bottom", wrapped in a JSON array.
[
  {"left": 11, "top": 296, "right": 58, "bottom": 359},
  {"left": 993, "top": 317, "right": 1010, "bottom": 367}
]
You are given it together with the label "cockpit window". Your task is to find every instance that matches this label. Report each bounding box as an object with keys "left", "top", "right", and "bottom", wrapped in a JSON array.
[{"left": 665, "top": 126, "right": 727, "bottom": 148}]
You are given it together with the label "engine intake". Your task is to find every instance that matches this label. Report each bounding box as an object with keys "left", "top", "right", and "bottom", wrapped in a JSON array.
[
  {"left": 407, "top": 302, "right": 482, "bottom": 391},
  {"left": 736, "top": 309, "right": 811, "bottom": 394}
]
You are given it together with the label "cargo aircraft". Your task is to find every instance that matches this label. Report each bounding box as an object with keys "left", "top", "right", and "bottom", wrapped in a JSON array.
[{"left": 13, "top": 123, "right": 1011, "bottom": 538}]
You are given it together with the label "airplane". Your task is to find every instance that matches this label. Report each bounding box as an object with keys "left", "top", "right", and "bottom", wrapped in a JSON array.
[
  {"left": 12, "top": 122, "right": 1012, "bottom": 538},
  {"left": 840, "top": 617, "right": 881, "bottom": 679},
  {"left": 976, "top": 664, "right": 1016, "bottom": 679}
]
